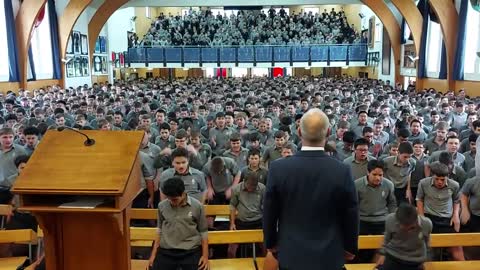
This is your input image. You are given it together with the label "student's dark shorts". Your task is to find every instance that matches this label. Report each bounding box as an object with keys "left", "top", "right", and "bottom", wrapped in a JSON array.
[
  {"left": 235, "top": 219, "right": 263, "bottom": 230},
  {"left": 132, "top": 188, "right": 149, "bottom": 208},
  {"left": 380, "top": 253, "right": 423, "bottom": 270},
  {"left": 209, "top": 192, "right": 229, "bottom": 205},
  {"left": 394, "top": 187, "right": 409, "bottom": 205},
  {"left": 467, "top": 214, "right": 480, "bottom": 232},
  {"left": 424, "top": 213, "right": 456, "bottom": 233},
  {"left": 152, "top": 247, "right": 201, "bottom": 270},
  {"left": 359, "top": 220, "right": 386, "bottom": 235},
  {"left": 0, "top": 188, "right": 13, "bottom": 204}
]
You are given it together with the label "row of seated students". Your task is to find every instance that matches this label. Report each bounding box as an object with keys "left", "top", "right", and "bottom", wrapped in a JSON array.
[{"left": 0, "top": 76, "right": 479, "bottom": 269}]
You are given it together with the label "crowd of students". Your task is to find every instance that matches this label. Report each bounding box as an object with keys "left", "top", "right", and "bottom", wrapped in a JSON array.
[
  {"left": 0, "top": 75, "right": 479, "bottom": 269},
  {"left": 138, "top": 7, "right": 360, "bottom": 47}
]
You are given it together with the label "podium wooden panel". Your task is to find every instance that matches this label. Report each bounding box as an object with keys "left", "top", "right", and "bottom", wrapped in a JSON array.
[{"left": 12, "top": 130, "right": 144, "bottom": 270}]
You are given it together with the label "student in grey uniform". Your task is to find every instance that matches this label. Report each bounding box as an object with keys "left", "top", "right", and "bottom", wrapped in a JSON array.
[
  {"left": 154, "top": 123, "right": 175, "bottom": 150},
  {"left": 148, "top": 177, "right": 209, "bottom": 270},
  {"left": 376, "top": 203, "right": 432, "bottom": 270},
  {"left": 159, "top": 148, "right": 207, "bottom": 203},
  {"left": 240, "top": 149, "right": 268, "bottom": 185},
  {"left": 209, "top": 112, "right": 233, "bottom": 156},
  {"left": 462, "top": 134, "right": 477, "bottom": 173},
  {"left": 132, "top": 150, "right": 156, "bottom": 210},
  {"left": 203, "top": 156, "right": 240, "bottom": 205},
  {"left": 0, "top": 127, "right": 27, "bottom": 203},
  {"left": 461, "top": 176, "right": 480, "bottom": 232},
  {"left": 355, "top": 160, "right": 396, "bottom": 263},
  {"left": 383, "top": 142, "right": 416, "bottom": 205},
  {"left": 222, "top": 133, "right": 249, "bottom": 169},
  {"left": 344, "top": 138, "right": 376, "bottom": 180},
  {"left": 189, "top": 130, "right": 212, "bottom": 170},
  {"left": 262, "top": 130, "right": 286, "bottom": 168},
  {"left": 411, "top": 140, "right": 428, "bottom": 203},
  {"left": 355, "top": 160, "right": 397, "bottom": 235},
  {"left": 416, "top": 162, "right": 465, "bottom": 261},
  {"left": 228, "top": 172, "right": 266, "bottom": 258}
]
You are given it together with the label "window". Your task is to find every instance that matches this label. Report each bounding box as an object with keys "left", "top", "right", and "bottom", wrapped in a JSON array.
[
  {"left": 232, "top": 68, "right": 248, "bottom": 77},
  {"left": 145, "top": 7, "right": 151, "bottom": 18},
  {"left": 0, "top": 0, "right": 9, "bottom": 81},
  {"left": 425, "top": 19, "right": 443, "bottom": 78},
  {"left": 30, "top": 3, "right": 54, "bottom": 80},
  {"left": 464, "top": 2, "right": 480, "bottom": 80},
  {"left": 251, "top": 68, "right": 268, "bottom": 77}
]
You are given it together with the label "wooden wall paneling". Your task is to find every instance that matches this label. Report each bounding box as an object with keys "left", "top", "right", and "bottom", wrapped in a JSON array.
[
  {"left": 361, "top": 0, "right": 402, "bottom": 84},
  {"left": 0, "top": 82, "right": 21, "bottom": 93},
  {"left": 25, "top": 79, "right": 60, "bottom": 90},
  {"left": 391, "top": 0, "right": 423, "bottom": 56},
  {"left": 15, "top": 0, "right": 47, "bottom": 89},
  {"left": 429, "top": 0, "right": 459, "bottom": 91}
]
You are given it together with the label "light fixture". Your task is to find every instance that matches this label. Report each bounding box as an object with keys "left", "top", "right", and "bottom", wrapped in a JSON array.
[
  {"left": 305, "top": 67, "right": 310, "bottom": 70},
  {"left": 183, "top": 68, "right": 189, "bottom": 71}
]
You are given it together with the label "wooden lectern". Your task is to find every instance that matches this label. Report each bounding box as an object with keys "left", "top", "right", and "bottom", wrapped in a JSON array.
[{"left": 12, "top": 130, "right": 144, "bottom": 270}]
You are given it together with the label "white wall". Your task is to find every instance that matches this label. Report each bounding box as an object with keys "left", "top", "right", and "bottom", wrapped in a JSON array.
[
  {"left": 360, "top": 5, "right": 396, "bottom": 83},
  {"left": 107, "top": 8, "right": 135, "bottom": 52},
  {"left": 55, "top": 5, "right": 109, "bottom": 88}
]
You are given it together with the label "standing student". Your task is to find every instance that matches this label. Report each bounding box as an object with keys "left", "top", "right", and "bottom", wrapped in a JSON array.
[
  {"left": 355, "top": 159, "right": 396, "bottom": 263},
  {"left": 383, "top": 142, "right": 416, "bottom": 204},
  {"left": 344, "top": 138, "right": 376, "bottom": 180},
  {"left": 460, "top": 175, "right": 480, "bottom": 232},
  {"left": 239, "top": 149, "right": 268, "bottom": 185},
  {"left": 416, "top": 162, "right": 465, "bottom": 261},
  {"left": 148, "top": 177, "right": 209, "bottom": 270},
  {"left": 228, "top": 172, "right": 265, "bottom": 258},
  {"left": 355, "top": 160, "right": 397, "bottom": 235},
  {"left": 264, "top": 109, "right": 358, "bottom": 270},
  {"left": 203, "top": 156, "right": 240, "bottom": 204},
  {"left": 376, "top": 203, "right": 432, "bottom": 270}
]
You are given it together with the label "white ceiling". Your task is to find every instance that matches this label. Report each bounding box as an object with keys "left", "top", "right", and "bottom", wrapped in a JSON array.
[{"left": 121, "top": 0, "right": 361, "bottom": 8}]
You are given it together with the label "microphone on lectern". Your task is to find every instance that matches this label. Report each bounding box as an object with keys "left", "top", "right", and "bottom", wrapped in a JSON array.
[{"left": 57, "top": 126, "right": 96, "bottom": 146}]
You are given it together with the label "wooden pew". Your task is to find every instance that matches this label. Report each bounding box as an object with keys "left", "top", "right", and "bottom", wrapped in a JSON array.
[
  {"left": 129, "top": 205, "right": 230, "bottom": 220},
  {"left": 0, "top": 229, "right": 38, "bottom": 269},
  {"left": 0, "top": 204, "right": 13, "bottom": 229},
  {"left": 129, "top": 229, "right": 480, "bottom": 270}
]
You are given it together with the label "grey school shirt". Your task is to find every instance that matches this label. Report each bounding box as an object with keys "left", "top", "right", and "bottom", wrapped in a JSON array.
[
  {"left": 461, "top": 176, "right": 480, "bottom": 216},
  {"left": 157, "top": 196, "right": 208, "bottom": 250},
  {"left": 381, "top": 213, "right": 432, "bottom": 263},
  {"left": 160, "top": 167, "right": 207, "bottom": 202},
  {"left": 209, "top": 127, "right": 234, "bottom": 155},
  {"left": 229, "top": 182, "right": 265, "bottom": 222},
  {"left": 222, "top": 148, "right": 249, "bottom": 169},
  {"left": 0, "top": 144, "right": 27, "bottom": 186},
  {"left": 343, "top": 154, "right": 376, "bottom": 180},
  {"left": 416, "top": 177, "right": 460, "bottom": 218},
  {"left": 354, "top": 176, "right": 397, "bottom": 222},
  {"left": 383, "top": 156, "right": 416, "bottom": 189},
  {"left": 203, "top": 157, "right": 239, "bottom": 193}
]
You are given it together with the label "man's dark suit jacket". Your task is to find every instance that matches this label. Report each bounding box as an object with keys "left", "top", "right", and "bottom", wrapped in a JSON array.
[{"left": 263, "top": 150, "right": 359, "bottom": 270}]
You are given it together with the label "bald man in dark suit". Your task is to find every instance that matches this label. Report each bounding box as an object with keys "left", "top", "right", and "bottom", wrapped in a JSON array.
[{"left": 263, "top": 108, "right": 359, "bottom": 270}]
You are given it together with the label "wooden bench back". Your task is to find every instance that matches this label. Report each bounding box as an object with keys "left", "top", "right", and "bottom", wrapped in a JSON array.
[
  {"left": 0, "top": 229, "right": 37, "bottom": 245},
  {"left": 0, "top": 204, "right": 12, "bottom": 216},
  {"left": 129, "top": 228, "right": 480, "bottom": 249},
  {"left": 129, "top": 205, "right": 230, "bottom": 220}
]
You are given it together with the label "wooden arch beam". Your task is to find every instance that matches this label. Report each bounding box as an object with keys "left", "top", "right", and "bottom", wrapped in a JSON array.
[
  {"left": 88, "top": 0, "right": 130, "bottom": 65},
  {"left": 15, "top": 0, "right": 47, "bottom": 89},
  {"left": 361, "top": 0, "right": 402, "bottom": 83},
  {"left": 391, "top": 0, "right": 423, "bottom": 56},
  {"left": 57, "top": 0, "right": 94, "bottom": 87},
  {"left": 58, "top": 0, "right": 93, "bottom": 58},
  {"left": 429, "top": 0, "right": 458, "bottom": 90}
]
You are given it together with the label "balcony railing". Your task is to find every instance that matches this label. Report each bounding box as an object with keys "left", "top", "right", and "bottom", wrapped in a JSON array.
[{"left": 126, "top": 44, "right": 368, "bottom": 67}]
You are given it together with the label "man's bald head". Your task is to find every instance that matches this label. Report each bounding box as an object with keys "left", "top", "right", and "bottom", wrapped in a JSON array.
[{"left": 300, "top": 108, "right": 330, "bottom": 145}]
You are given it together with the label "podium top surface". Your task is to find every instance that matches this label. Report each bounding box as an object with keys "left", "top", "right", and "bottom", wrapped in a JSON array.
[{"left": 12, "top": 130, "right": 143, "bottom": 195}]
